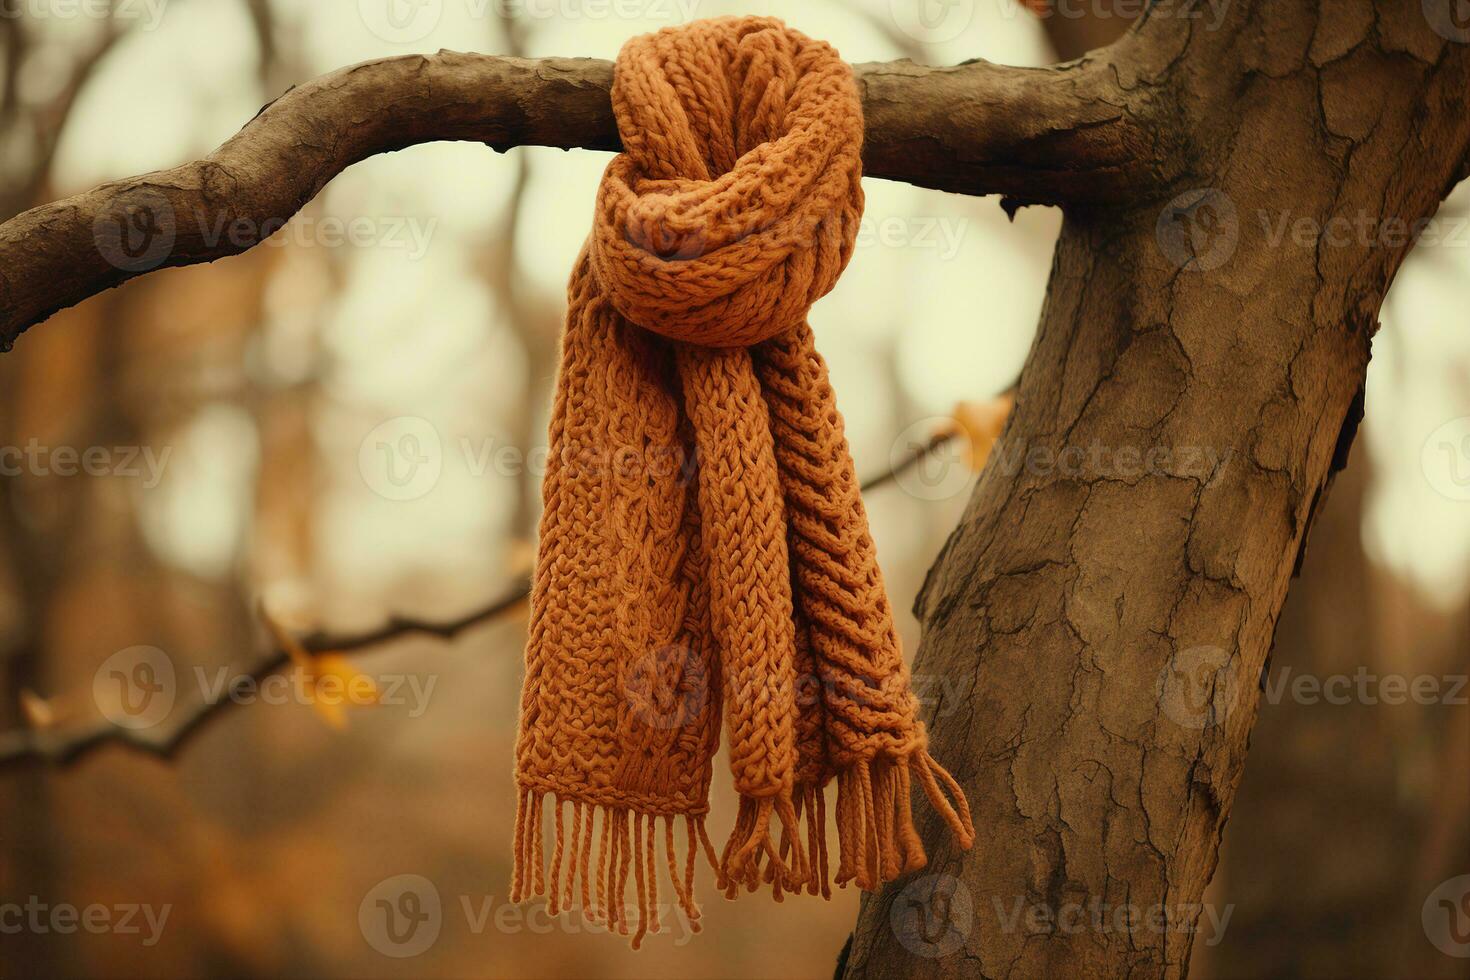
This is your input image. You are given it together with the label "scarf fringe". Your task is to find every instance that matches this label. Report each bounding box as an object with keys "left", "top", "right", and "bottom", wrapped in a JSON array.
[
  {"left": 719, "top": 793, "right": 808, "bottom": 899},
  {"left": 831, "top": 748, "right": 975, "bottom": 890},
  {"left": 512, "top": 749, "right": 972, "bottom": 947},
  {"left": 511, "top": 790, "right": 719, "bottom": 950}
]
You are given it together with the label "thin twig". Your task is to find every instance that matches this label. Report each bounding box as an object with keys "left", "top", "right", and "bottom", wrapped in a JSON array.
[{"left": 0, "top": 587, "right": 529, "bottom": 768}]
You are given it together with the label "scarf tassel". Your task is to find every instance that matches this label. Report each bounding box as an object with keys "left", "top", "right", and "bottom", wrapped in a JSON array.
[
  {"left": 511, "top": 791, "right": 718, "bottom": 950},
  {"left": 719, "top": 794, "right": 809, "bottom": 899},
  {"left": 832, "top": 749, "right": 975, "bottom": 891},
  {"left": 511, "top": 748, "right": 972, "bottom": 947}
]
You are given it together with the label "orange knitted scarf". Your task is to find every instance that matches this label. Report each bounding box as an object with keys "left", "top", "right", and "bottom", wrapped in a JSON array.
[{"left": 512, "top": 16, "right": 973, "bottom": 946}]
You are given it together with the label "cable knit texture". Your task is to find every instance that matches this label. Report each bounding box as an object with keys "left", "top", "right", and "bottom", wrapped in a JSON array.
[{"left": 512, "top": 16, "right": 973, "bottom": 947}]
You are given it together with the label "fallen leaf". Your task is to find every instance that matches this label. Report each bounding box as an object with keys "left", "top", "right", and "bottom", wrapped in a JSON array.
[
  {"left": 951, "top": 393, "right": 1015, "bottom": 472},
  {"left": 20, "top": 689, "right": 56, "bottom": 730},
  {"left": 258, "top": 601, "right": 378, "bottom": 731}
]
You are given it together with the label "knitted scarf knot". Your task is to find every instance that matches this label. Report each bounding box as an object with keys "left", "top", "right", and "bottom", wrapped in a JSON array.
[
  {"left": 513, "top": 15, "right": 974, "bottom": 948},
  {"left": 589, "top": 18, "right": 863, "bottom": 347}
]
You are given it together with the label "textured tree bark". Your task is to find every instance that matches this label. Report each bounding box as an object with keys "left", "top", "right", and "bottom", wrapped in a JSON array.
[{"left": 842, "top": 2, "right": 1470, "bottom": 977}]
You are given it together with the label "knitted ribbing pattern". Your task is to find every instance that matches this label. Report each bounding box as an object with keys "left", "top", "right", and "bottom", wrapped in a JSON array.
[{"left": 513, "top": 16, "right": 973, "bottom": 947}]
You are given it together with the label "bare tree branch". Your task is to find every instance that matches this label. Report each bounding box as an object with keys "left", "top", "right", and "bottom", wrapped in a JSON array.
[
  {"left": 0, "top": 430, "right": 962, "bottom": 769},
  {"left": 0, "top": 49, "right": 1154, "bottom": 350},
  {"left": 0, "top": 584, "right": 531, "bottom": 768}
]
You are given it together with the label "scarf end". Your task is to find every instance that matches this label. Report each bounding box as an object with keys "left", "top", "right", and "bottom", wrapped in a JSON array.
[
  {"left": 510, "top": 788, "right": 720, "bottom": 950},
  {"left": 718, "top": 792, "right": 805, "bottom": 899},
  {"left": 511, "top": 748, "right": 974, "bottom": 942},
  {"left": 720, "top": 746, "right": 975, "bottom": 900},
  {"left": 830, "top": 747, "right": 976, "bottom": 892},
  {"left": 718, "top": 781, "right": 835, "bottom": 899}
]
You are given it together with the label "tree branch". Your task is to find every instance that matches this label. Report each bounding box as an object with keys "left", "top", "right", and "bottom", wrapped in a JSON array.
[
  {"left": 0, "top": 50, "right": 1150, "bottom": 350},
  {"left": 0, "top": 584, "right": 530, "bottom": 768}
]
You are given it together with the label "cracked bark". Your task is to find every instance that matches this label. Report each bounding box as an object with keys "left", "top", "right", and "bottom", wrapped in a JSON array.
[{"left": 843, "top": 2, "right": 1470, "bottom": 977}]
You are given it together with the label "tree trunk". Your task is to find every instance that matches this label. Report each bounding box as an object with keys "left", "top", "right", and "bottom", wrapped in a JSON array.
[{"left": 843, "top": 3, "right": 1470, "bottom": 977}]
